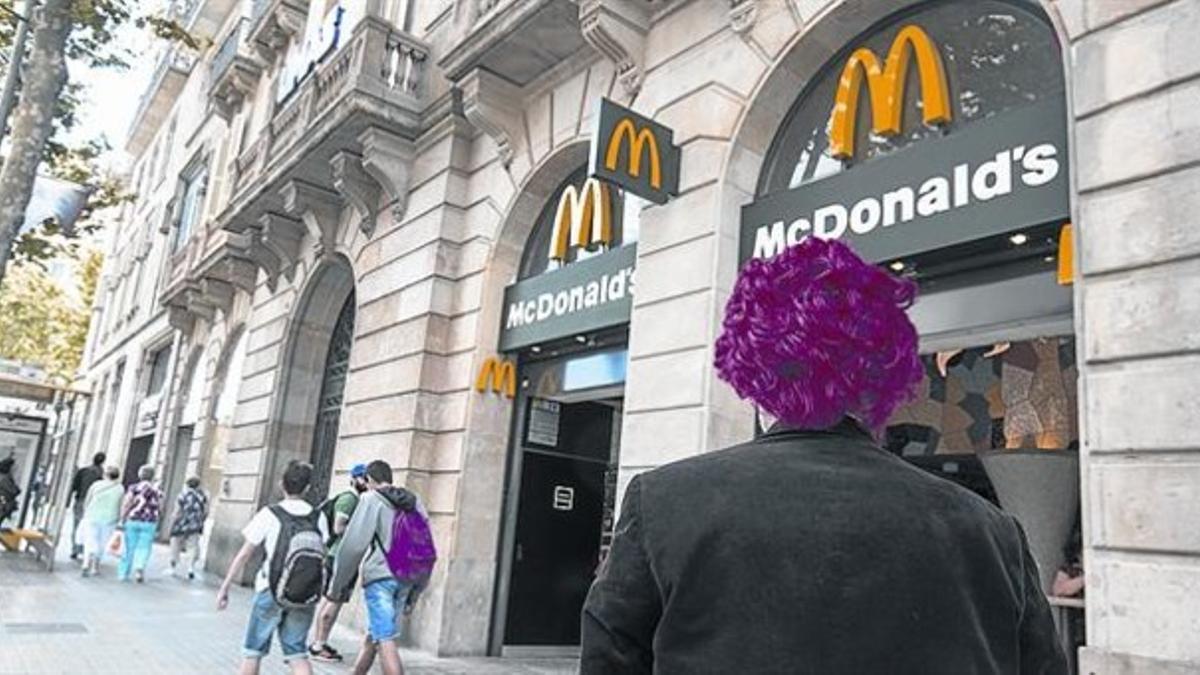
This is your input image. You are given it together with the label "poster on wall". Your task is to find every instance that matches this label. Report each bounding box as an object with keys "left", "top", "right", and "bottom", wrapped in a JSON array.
[{"left": 526, "top": 398, "right": 562, "bottom": 448}]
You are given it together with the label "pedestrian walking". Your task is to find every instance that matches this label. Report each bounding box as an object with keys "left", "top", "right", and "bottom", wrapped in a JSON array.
[
  {"left": 116, "top": 464, "right": 163, "bottom": 583},
  {"left": 308, "top": 463, "right": 369, "bottom": 663},
  {"left": 68, "top": 452, "right": 105, "bottom": 560},
  {"left": 329, "top": 460, "right": 436, "bottom": 675},
  {"left": 580, "top": 238, "right": 1068, "bottom": 674},
  {"left": 217, "top": 461, "right": 324, "bottom": 675},
  {"left": 168, "top": 476, "right": 209, "bottom": 580},
  {"left": 80, "top": 465, "right": 122, "bottom": 577},
  {"left": 0, "top": 456, "right": 20, "bottom": 529}
]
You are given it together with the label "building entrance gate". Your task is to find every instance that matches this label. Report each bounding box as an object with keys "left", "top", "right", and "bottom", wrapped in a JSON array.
[{"left": 310, "top": 292, "right": 355, "bottom": 502}]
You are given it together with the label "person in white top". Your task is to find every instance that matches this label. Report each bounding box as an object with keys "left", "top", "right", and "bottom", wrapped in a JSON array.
[{"left": 217, "top": 461, "right": 325, "bottom": 675}]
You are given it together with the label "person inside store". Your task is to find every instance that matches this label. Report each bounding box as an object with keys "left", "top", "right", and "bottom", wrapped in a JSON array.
[{"left": 580, "top": 238, "right": 1068, "bottom": 674}]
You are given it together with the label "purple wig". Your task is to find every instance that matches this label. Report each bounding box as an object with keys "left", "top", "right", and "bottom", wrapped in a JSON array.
[{"left": 715, "top": 238, "right": 923, "bottom": 432}]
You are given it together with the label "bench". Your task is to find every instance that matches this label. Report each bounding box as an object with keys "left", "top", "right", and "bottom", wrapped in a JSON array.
[{"left": 0, "top": 528, "right": 56, "bottom": 570}]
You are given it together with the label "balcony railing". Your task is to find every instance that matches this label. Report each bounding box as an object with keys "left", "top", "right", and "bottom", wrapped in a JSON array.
[{"left": 234, "top": 15, "right": 428, "bottom": 197}]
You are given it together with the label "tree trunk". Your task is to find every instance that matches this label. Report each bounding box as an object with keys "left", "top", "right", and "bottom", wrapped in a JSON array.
[{"left": 0, "top": 0, "right": 75, "bottom": 288}]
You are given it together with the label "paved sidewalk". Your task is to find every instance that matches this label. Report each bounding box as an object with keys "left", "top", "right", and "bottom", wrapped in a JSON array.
[{"left": 0, "top": 545, "right": 577, "bottom": 675}]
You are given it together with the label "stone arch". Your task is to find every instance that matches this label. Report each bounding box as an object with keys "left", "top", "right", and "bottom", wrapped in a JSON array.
[{"left": 258, "top": 254, "right": 357, "bottom": 505}]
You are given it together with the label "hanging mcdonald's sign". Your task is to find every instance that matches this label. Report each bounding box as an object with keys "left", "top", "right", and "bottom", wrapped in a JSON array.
[
  {"left": 475, "top": 357, "right": 516, "bottom": 398},
  {"left": 590, "top": 98, "right": 681, "bottom": 204}
]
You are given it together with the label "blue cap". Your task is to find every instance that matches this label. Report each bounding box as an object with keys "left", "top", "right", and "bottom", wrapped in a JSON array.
[{"left": 350, "top": 463, "right": 368, "bottom": 478}]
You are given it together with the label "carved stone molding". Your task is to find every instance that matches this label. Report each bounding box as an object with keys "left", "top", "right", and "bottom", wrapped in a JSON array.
[
  {"left": 280, "top": 178, "right": 342, "bottom": 256},
  {"left": 359, "top": 126, "right": 415, "bottom": 223},
  {"left": 257, "top": 212, "right": 305, "bottom": 273},
  {"left": 331, "top": 151, "right": 379, "bottom": 238},
  {"left": 249, "top": 0, "right": 308, "bottom": 65},
  {"left": 210, "top": 58, "right": 263, "bottom": 122},
  {"left": 231, "top": 229, "right": 283, "bottom": 291},
  {"left": 207, "top": 255, "right": 259, "bottom": 295},
  {"left": 580, "top": 0, "right": 651, "bottom": 97},
  {"left": 729, "top": 0, "right": 757, "bottom": 34},
  {"left": 167, "top": 304, "right": 195, "bottom": 332},
  {"left": 198, "top": 278, "right": 236, "bottom": 316},
  {"left": 459, "top": 68, "right": 523, "bottom": 168}
]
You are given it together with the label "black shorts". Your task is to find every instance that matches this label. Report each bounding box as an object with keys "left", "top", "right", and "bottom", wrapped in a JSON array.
[{"left": 323, "top": 557, "right": 357, "bottom": 603}]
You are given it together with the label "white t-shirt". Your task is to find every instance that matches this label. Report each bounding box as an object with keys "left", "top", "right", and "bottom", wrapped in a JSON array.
[{"left": 242, "top": 498, "right": 320, "bottom": 593}]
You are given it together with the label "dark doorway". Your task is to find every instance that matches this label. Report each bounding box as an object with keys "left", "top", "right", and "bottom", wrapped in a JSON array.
[
  {"left": 123, "top": 436, "right": 153, "bottom": 488},
  {"left": 504, "top": 399, "right": 618, "bottom": 646},
  {"left": 309, "top": 291, "right": 355, "bottom": 502},
  {"left": 159, "top": 425, "right": 194, "bottom": 538}
]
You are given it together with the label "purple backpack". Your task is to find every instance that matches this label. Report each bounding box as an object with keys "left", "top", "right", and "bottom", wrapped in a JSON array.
[{"left": 384, "top": 508, "right": 437, "bottom": 583}]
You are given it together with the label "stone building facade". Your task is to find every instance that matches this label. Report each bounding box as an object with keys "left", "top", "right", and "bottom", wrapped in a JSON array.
[{"left": 78, "top": 0, "right": 1200, "bottom": 670}]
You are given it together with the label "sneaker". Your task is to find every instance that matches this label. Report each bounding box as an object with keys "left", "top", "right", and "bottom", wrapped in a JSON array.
[
  {"left": 309, "top": 644, "right": 343, "bottom": 662},
  {"left": 134, "top": 571, "right": 145, "bottom": 584},
  {"left": 80, "top": 567, "right": 91, "bottom": 578},
  {"left": 187, "top": 571, "right": 195, "bottom": 581}
]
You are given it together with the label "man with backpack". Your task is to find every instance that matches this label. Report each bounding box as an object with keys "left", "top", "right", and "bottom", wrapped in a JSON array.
[
  {"left": 217, "top": 461, "right": 326, "bottom": 675},
  {"left": 308, "top": 463, "right": 369, "bottom": 662},
  {"left": 329, "top": 460, "right": 437, "bottom": 675}
]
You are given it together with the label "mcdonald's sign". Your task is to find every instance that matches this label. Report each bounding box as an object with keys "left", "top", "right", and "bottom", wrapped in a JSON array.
[
  {"left": 549, "top": 178, "right": 613, "bottom": 263},
  {"left": 475, "top": 357, "right": 516, "bottom": 399},
  {"left": 828, "top": 25, "right": 952, "bottom": 160},
  {"left": 590, "top": 98, "right": 680, "bottom": 204}
]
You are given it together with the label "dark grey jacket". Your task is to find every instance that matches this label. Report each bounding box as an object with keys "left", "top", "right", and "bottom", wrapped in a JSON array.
[{"left": 581, "top": 420, "right": 1067, "bottom": 675}]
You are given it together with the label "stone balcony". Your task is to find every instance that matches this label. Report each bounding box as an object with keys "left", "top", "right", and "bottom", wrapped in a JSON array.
[
  {"left": 163, "top": 13, "right": 430, "bottom": 324},
  {"left": 209, "top": 18, "right": 264, "bottom": 121},
  {"left": 160, "top": 222, "right": 260, "bottom": 331},
  {"left": 439, "top": 0, "right": 590, "bottom": 87},
  {"left": 127, "top": 46, "right": 196, "bottom": 155},
  {"left": 174, "top": 0, "right": 242, "bottom": 38}
]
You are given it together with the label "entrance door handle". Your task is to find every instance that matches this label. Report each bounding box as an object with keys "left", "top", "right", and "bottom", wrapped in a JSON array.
[{"left": 515, "top": 543, "right": 524, "bottom": 562}]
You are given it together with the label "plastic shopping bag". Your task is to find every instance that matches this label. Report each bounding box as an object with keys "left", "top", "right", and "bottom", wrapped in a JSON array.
[{"left": 107, "top": 530, "right": 124, "bottom": 557}]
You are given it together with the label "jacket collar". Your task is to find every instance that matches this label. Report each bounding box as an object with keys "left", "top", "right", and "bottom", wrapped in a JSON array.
[{"left": 761, "top": 416, "right": 876, "bottom": 444}]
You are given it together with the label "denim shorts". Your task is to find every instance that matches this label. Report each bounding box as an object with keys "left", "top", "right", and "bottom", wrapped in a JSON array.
[
  {"left": 243, "top": 590, "right": 314, "bottom": 661},
  {"left": 364, "top": 578, "right": 413, "bottom": 643}
]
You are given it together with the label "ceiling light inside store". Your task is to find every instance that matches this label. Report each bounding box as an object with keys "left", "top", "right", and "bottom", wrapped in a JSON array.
[
  {"left": 575, "top": 335, "right": 588, "bottom": 344},
  {"left": 1009, "top": 233, "right": 1029, "bottom": 245},
  {"left": 530, "top": 345, "right": 541, "bottom": 354},
  {"left": 889, "top": 261, "right": 905, "bottom": 272}
]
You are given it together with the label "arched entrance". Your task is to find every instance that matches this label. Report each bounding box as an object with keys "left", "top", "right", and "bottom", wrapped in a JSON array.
[
  {"left": 309, "top": 291, "right": 355, "bottom": 500},
  {"left": 265, "top": 257, "right": 356, "bottom": 504}
]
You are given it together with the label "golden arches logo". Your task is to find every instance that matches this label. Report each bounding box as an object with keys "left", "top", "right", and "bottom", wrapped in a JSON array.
[
  {"left": 475, "top": 357, "right": 515, "bottom": 398},
  {"left": 549, "top": 177, "right": 613, "bottom": 262},
  {"left": 828, "top": 24, "right": 952, "bottom": 159},
  {"left": 604, "top": 118, "right": 662, "bottom": 190}
]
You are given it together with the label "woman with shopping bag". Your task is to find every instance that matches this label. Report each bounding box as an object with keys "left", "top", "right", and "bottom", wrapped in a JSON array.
[
  {"left": 80, "top": 465, "right": 123, "bottom": 577},
  {"left": 116, "top": 465, "right": 162, "bottom": 583}
]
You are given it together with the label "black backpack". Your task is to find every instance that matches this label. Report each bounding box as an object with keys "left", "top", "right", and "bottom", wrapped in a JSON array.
[{"left": 267, "top": 506, "right": 325, "bottom": 608}]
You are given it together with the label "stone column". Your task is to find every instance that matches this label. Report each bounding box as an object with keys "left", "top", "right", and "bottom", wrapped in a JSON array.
[{"left": 1062, "top": 0, "right": 1200, "bottom": 671}]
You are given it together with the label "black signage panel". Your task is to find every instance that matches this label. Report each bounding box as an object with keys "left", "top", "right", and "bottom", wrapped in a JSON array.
[
  {"left": 739, "top": 98, "right": 1070, "bottom": 265},
  {"left": 589, "top": 99, "right": 680, "bottom": 204},
  {"left": 499, "top": 244, "right": 636, "bottom": 352}
]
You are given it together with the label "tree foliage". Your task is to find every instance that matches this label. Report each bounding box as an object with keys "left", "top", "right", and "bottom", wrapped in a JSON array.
[
  {"left": 0, "top": 1, "right": 198, "bottom": 271},
  {"left": 0, "top": 248, "right": 102, "bottom": 382}
]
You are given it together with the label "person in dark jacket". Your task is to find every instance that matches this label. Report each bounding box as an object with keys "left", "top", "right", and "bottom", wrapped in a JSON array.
[
  {"left": 0, "top": 456, "right": 20, "bottom": 529},
  {"left": 581, "top": 238, "right": 1067, "bottom": 675},
  {"left": 69, "top": 452, "right": 106, "bottom": 559}
]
